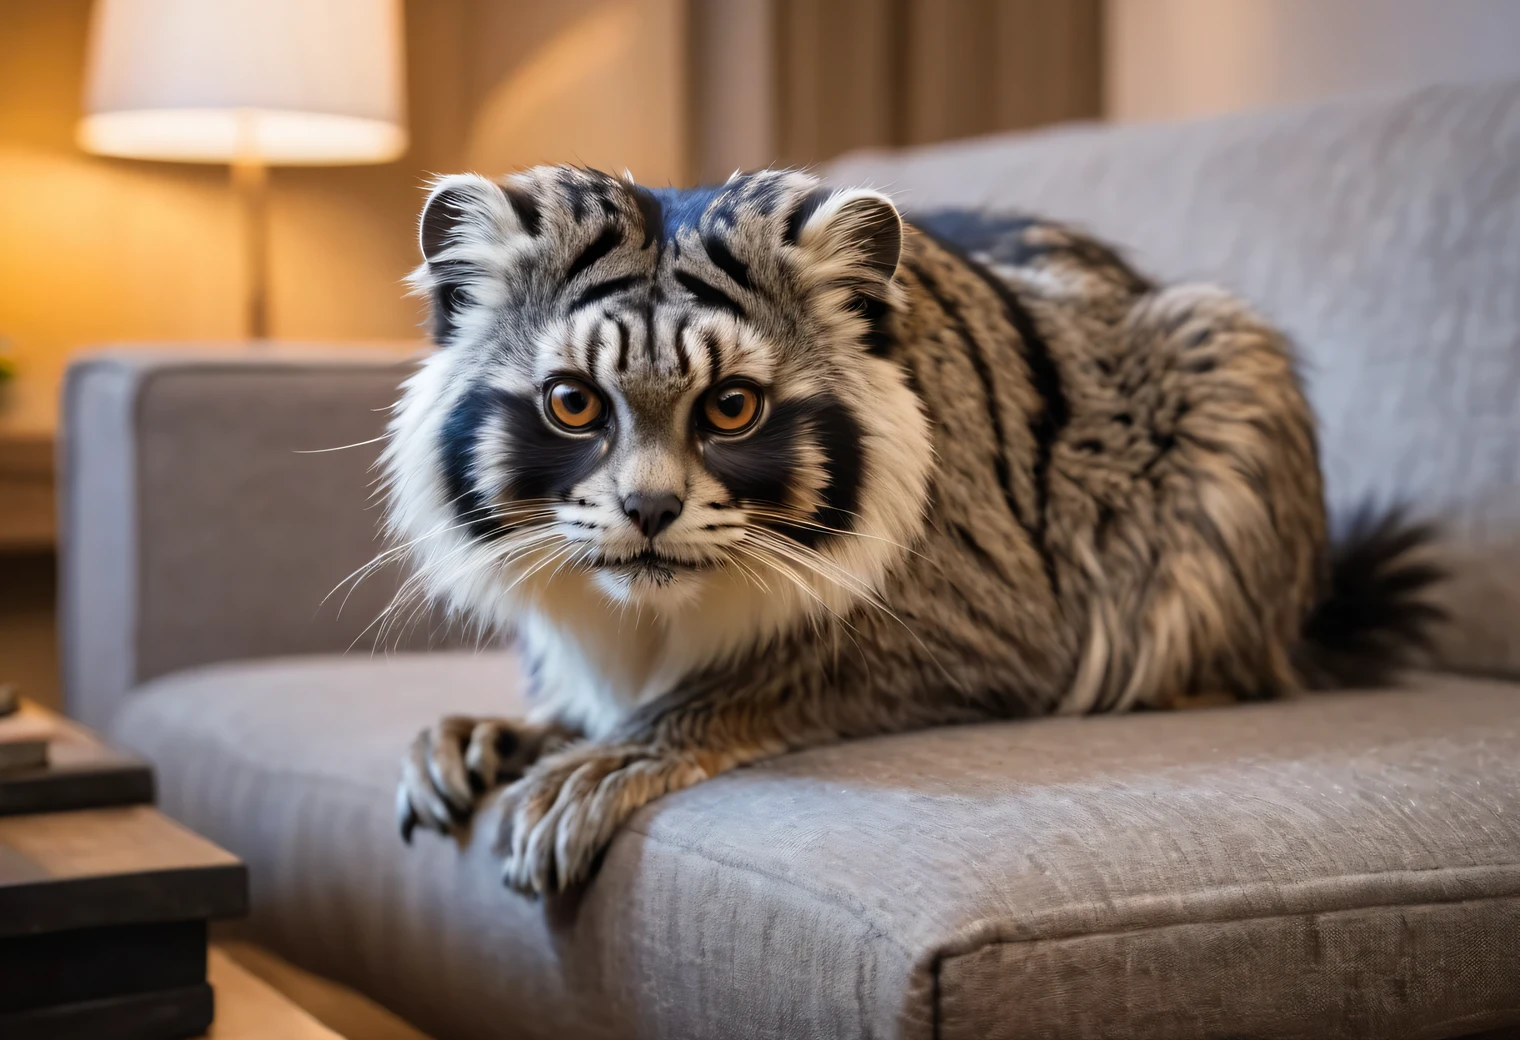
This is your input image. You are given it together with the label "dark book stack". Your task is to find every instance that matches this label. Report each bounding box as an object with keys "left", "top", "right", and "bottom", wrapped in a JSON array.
[
  {"left": 0, "top": 700, "right": 248, "bottom": 1039},
  {"left": 0, "top": 700, "right": 154, "bottom": 815}
]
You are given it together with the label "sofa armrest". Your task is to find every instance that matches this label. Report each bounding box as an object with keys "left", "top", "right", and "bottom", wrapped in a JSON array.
[{"left": 60, "top": 346, "right": 425, "bottom": 730}]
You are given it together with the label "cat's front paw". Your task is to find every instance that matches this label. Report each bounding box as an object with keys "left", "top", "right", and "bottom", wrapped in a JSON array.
[
  {"left": 489, "top": 744, "right": 708, "bottom": 896},
  {"left": 396, "top": 715, "right": 554, "bottom": 843}
]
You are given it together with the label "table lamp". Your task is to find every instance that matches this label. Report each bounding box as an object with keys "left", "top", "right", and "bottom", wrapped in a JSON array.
[{"left": 77, "top": 0, "right": 408, "bottom": 339}]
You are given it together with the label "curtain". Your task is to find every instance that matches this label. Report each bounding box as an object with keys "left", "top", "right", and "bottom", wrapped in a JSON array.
[{"left": 690, "top": 0, "right": 1103, "bottom": 181}]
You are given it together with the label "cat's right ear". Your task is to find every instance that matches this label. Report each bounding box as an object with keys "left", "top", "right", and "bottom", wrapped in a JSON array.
[
  {"left": 414, "top": 174, "right": 540, "bottom": 343},
  {"left": 418, "top": 173, "right": 541, "bottom": 262}
]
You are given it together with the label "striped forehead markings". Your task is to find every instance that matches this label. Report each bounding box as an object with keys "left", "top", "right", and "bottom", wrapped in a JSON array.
[
  {"left": 701, "top": 233, "right": 752, "bottom": 291},
  {"left": 584, "top": 319, "right": 605, "bottom": 376},
  {"left": 673, "top": 271, "right": 745, "bottom": 319},
  {"left": 571, "top": 274, "right": 641, "bottom": 312},
  {"left": 672, "top": 315, "right": 691, "bottom": 376},
  {"left": 703, "top": 328, "right": 722, "bottom": 382},
  {"left": 592, "top": 303, "right": 728, "bottom": 382},
  {"left": 613, "top": 315, "right": 632, "bottom": 372},
  {"left": 565, "top": 225, "right": 622, "bottom": 283}
]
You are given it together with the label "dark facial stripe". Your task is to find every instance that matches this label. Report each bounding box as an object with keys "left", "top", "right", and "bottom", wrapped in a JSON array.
[
  {"left": 793, "top": 395, "right": 864, "bottom": 547},
  {"left": 702, "top": 233, "right": 753, "bottom": 290},
  {"left": 703, "top": 330, "right": 722, "bottom": 381},
  {"left": 672, "top": 315, "right": 691, "bottom": 375},
  {"left": 440, "top": 387, "right": 607, "bottom": 540},
  {"left": 703, "top": 402, "right": 801, "bottom": 509},
  {"left": 500, "top": 183, "right": 543, "bottom": 236},
  {"left": 570, "top": 274, "right": 641, "bottom": 310},
  {"left": 784, "top": 186, "right": 834, "bottom": 245},
  {"left": 675, "top": 271, "right": 746, "bottom": 318},
  {"left": 615, "top": 317, "right": 631, "bottom": 371},
  {"left": 439, "top": 387, "right": 508, "bottom": 540},
  {"left": 702, "top": 396, "right": 864, "bottom": 549},
  {"left": 585, "top": 320, "right": 605, "bottom": 375},
  {"left": 565, "top": 225, "right": 623, "bottom": 284},
  {"left": 496, "top": 391, "right": 607, "bottom": 501}
]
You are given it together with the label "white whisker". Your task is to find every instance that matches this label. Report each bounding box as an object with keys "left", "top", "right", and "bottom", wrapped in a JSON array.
[{"left": 294, "top": 435, "right": 388, "bottom": 454}]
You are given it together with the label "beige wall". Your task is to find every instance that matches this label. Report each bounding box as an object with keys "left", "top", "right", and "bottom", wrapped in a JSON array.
[
  {"left": 1107, "top": 0, "right": 1520, "bottom": 123},
  {"left": 0, "top": 0, "right": 686, "bottom": 437}
]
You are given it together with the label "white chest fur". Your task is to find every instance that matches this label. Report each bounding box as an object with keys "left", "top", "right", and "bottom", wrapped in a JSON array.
[{"left": 512, "top": 564, "right": 838, "bottom": 739}]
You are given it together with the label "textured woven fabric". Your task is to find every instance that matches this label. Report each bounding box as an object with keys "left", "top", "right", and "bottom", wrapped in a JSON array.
[
  {"left": 830, "top": 80, "right": 1520, "bottom": 678},
  {"left": 59, "top": 349, "right": 427, "bottom": 731},
  {"left": 114, "top": 653, "right": 1520, "bottom": 1039}
]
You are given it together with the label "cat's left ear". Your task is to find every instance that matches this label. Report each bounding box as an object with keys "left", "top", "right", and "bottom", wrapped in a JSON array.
[{"left": 789, "top": 187, "right": 903, "bottom": 287}]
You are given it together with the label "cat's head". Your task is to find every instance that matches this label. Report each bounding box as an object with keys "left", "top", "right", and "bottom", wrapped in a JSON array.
[{"left": 381, "top": 165, "right": 933, "bottom": 640}]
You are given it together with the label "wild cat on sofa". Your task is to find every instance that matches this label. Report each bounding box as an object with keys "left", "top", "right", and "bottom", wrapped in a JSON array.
[{"left": 385, "top": 164, "right": 1443, "bottom": 895}]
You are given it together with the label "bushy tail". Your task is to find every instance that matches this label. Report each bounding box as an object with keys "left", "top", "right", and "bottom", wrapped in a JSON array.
[{"left": 1295, "top": 504, "right": 1448, "bottom": 689}]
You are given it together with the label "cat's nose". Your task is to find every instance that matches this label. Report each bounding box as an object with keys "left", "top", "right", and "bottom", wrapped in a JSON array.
[{"left": 622, "top": 491, "right": 683, "bottom": 538}]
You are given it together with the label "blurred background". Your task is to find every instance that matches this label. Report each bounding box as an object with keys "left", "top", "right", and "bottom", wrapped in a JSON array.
[{"left": 3, "top": 0, "right": 1519, "bottom": 711}]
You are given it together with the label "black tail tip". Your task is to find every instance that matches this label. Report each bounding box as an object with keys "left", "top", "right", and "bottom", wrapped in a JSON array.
[{"left": 1296, "top": 502, "right": 1449, "bottom": 689}]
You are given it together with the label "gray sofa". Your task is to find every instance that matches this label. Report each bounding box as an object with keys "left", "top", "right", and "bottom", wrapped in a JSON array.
[{"left": 62, "top": 82, "right": 1520, "bottom": 1039}]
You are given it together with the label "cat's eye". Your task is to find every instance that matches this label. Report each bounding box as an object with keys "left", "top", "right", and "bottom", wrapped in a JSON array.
[
  {"left": 699, "top": 381, "right": 762, "bottom": 435},
  {"left": 545, "top": 378, "right": 606, "bottom": 431}
]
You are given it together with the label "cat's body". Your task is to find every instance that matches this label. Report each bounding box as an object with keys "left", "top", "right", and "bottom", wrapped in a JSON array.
[{"left": 387, "top": 166, "right": 1437, "bottom": 895}]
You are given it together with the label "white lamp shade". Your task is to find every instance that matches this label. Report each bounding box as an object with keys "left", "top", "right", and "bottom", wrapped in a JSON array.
[{"left": 78, "top": 0, "right": 407, "bottom": 165}]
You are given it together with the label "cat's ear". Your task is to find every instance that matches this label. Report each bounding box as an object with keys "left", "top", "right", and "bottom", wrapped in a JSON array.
[
  {"left": 418, "top": 173, "right": 539, "bottom": 263},
  {"left": 789, "top": 186, "right": 902, "bottom": 286},
  {"left": 414, "top": 174, "right": 540, "bottom": 343}
]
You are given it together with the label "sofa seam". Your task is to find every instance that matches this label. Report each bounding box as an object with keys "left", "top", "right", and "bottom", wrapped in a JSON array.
[{"left": 928, "top": 890, "right": 1520, "bottom": 1040}]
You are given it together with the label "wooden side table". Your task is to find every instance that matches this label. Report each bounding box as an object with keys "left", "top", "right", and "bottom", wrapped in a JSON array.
[
  {"left": 0, "top": 806, "right": 248, "bottom": 1037},
  {"left": 0, "top": 700, "right": 249, "bottom": 1038}
]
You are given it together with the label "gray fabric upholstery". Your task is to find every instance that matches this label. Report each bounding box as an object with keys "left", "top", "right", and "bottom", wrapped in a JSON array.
[
  {"left": 829, "top": 80, "right": 1520, "bottom": 678},
  {"left": 113, "top": 654, "right": 1520, "bottom": 1040},
  {"left": 59, "top": 348, "right": 438, "bottom": 731}
]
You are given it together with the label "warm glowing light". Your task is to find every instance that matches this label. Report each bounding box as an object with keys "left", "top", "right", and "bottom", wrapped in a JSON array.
[
  {"left": 78, "top": 109, "right": 407, "bottom": 165},
  {"left": 78, "top": 0, "right": 407, "bottom": 166}
]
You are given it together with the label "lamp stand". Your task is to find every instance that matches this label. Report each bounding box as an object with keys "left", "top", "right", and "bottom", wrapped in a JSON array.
[{"left": 231, "top": 159, "right": 269, "bottom": 340}]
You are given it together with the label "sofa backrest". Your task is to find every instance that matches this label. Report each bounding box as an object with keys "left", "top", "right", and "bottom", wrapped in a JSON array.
[
  {"left": 60, "top": 348, "right": 448, "bottom": 729},
  {"left": 828, "top": 80, "right": 1520, "bottom": 678}
]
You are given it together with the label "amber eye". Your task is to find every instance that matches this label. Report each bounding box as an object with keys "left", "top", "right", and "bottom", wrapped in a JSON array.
[
  {"left": 700, "top": 381, "right": 762, "bottom": 435},
  {"left": 545, "top": 378, "right": 606, "bottom": 431}
]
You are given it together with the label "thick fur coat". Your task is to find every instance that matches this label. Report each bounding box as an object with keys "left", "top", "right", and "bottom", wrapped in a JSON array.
[{"left": 386, "top": 166, "right": 1439, "bottom": 895}]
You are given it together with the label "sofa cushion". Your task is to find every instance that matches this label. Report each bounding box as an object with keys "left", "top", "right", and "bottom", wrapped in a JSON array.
[{"left": 111, "top": 654, "right": 1520, "bottom": 1039}]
